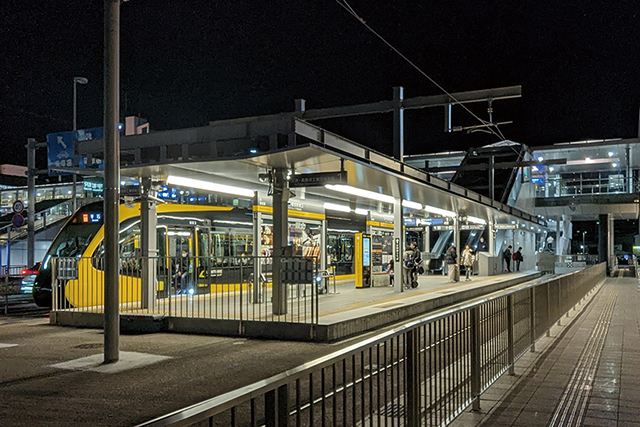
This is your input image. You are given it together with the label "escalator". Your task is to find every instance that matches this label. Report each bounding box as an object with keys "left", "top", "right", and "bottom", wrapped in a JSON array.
[{"left": 451, "top": 142, "right": 528, "bottom": 205}]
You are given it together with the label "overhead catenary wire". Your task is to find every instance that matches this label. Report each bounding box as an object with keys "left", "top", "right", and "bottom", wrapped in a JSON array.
[{"left": 335, "top": 0, "right": 509, "bottom": 143}]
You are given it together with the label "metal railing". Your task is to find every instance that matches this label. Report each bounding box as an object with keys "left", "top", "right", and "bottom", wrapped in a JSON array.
[
  {"left": 52, "top": 255, "right": 320, "bottom": 325},
  {"left": 534, "top": 174, "right": 634, "bottom": 198},
  {"left": 137, "top": 263, "right": 605, "bottom": 427}
]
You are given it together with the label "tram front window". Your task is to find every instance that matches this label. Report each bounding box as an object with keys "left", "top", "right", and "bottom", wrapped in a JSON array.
[{"left": 47, "top": 223, "right": 102, "bottom": 258}]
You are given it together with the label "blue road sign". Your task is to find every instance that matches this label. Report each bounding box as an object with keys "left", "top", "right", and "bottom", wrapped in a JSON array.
[
  {"left": 47, "top": 127, "right": 104, "bottom": 175},
  {"left": 46, "top": 131, "right": 75, "bottom": 174},
  {"left": 12, "top": 213, "right": 25, "bottom": 228}
]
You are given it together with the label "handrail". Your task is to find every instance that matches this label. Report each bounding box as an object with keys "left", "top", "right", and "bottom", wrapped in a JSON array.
[{"left": 137, "top": 263, "right": 605, "bottom": 427}]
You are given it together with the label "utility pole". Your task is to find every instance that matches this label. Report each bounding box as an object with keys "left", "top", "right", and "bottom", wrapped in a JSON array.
[{"left": 103, "top": 0, "right": 120, "bottom": 364}]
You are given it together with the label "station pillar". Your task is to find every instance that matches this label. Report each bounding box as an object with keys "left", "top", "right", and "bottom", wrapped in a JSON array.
[
  {"left": 453, "top": 215, "right": 460, "bottom": 270},
  {"left": 140, "top": 178, "right": 157, "bottom": 310},
  {"left": 488, "top": 220, "right": 495, "bottom": 256},
  {"left": 272, "top": 168, "right": 290, "bottom": 315},
  {"left": 598, "top": 213, "right": 614, "bottom": 272},
  {"left": 393, "top": 197, "right": 404, "bottom": 293}
]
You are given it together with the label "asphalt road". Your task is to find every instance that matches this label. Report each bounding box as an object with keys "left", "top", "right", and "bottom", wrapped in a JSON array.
[{"left": 0, "top": 314, "right": 373, "bottom": 426}]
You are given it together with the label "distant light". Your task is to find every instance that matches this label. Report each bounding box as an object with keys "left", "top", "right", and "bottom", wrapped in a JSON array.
[
  {"left": 323, "top": 202, "right": 351, "bottom": 213},
  {"left": 67, "top": 190, "right": 72, "bottom": 194},
  {"left": 608, "top": 151, "right": 614, "bottom": 157},
  {"left": 532, "top": 166, "right": 538, "bottom": 172},
  {"left": 249, "top": 148, "right": 258, "bottom": 154},
  {"left": 585, "top": 157, "right": 592, "bottom": 162},
  {"left": 120, "top": 180, "right": 126, "bottom": 185},
  {"left": 612, "top": 162, "right": 618, "bottom": 168},
  {"left": 117, "top": 123, "right": 123, "bottom": 130},
  {"left": 467, "top": 216, "right": 487, "bottom": 225},
  {"left": 36, "top": 193, "right": 41, "bottom": 197},
  {"left": 188, "top": 288, "right": 195, "bottom": 295},
  {"left": 537, "top": 156, "right": 543, "bottom": 162},
  {"left": 354, "top": 208, "right": 368, "bottom": 215},
  {"left": 549, "top": 167, "right": 555, "bottom": 172},
  {"left": 402, "top": 200, "right": 422, "bottom": 210},
  {"left": 511, "top": 220, "right": 516, "bottom": 224}
]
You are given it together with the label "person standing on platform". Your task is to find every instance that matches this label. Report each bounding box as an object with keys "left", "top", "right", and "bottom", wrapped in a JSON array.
[
  {"left": 503, "top": 245, "right": 512, "bottom": 273},
  {"left": 514, "top": 247, "right": 524, "bottom": 272},
  {"left": 445, "top": 244, "right": 458, "bottom": 283},
  {"left": 462, "top": 245, "right": 475, "bottom": 281},
  {"left": 173, "top": 249, "right": 191, "bottom": 294},
  {"left": 477, "top": 236, "right": 488, "bottom": 252},
  {"left": 386, "top": 260, "right": 394, "bottom": 287}
]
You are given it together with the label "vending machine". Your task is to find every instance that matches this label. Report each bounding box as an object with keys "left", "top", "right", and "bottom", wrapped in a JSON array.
[{"left": 355, "top": 233, "right": 372, "bottom": 288}]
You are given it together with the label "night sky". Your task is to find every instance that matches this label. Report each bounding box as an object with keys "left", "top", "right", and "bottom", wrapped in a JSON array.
[{"left": 1, "top": 1, "right": 639, "bottom": 166}]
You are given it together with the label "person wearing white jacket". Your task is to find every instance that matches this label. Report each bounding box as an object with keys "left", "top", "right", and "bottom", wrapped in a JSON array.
[{"left": 462, "top": 245, "right": 475, "bottom": 281}]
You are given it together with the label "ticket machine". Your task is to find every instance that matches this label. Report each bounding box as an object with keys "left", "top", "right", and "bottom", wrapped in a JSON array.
[{"left": 355, "top": 233, "right": 372, "bottom": 288}]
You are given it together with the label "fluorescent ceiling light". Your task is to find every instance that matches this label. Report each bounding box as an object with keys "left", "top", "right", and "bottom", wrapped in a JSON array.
[
  {"left": 325, "top": 184, "right": 395, "bottom": 204},
  {"left": 166, "top": 175, "right": 255, "bottom": 198},
  {"left": 537, "top": 156, "right": 544, "bottom": 162},
  {"left": 467, "top": 216, "right": 487, "bottom": 225},
  {"left": 612, "top": 162, "right": 618, "bottom": 168},
  {"left": 402, "top": 200, "right": 422, "bottom": 210},
  {"left": 565, "top": 158, "right": 618, "bottom": 166},
  {"left": 354, "top": 208, "right": 369, "bottom": 215},
  {"left": 608, "top": 151, "right": 614, "bottom": 157},
  {"left": 423, "top": 204, "right": 456, "bottom": 217},
  {"left": 323, "top": 202, "right": 351, "bottom": 213}
]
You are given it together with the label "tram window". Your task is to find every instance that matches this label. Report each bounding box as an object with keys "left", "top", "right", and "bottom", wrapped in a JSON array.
[
  {"left": 47, "top": 223, "right": 102, "bottom": 258},
  {"left": 92, "top": 220, "right": 141, "bottom": 269}
]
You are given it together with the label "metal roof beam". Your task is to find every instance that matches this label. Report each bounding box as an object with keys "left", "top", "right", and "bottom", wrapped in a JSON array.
[{"left": 301, "top": 86, "right": 522, "bottom": 120}]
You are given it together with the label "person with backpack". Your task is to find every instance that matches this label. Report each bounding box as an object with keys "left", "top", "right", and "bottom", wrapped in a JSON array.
[
  {"left": 445, "top": 244, "right": 458, "bottom": 282},
  {"left": 514, "top": 247, "right": 524, "bottom": 271},
  {"left": 503, "top": 245, "right": 512, "bottom": 273}
]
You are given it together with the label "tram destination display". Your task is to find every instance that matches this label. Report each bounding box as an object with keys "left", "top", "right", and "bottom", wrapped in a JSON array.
[{"left": 289, "top": 171, "right": 347, "bottom": 188}]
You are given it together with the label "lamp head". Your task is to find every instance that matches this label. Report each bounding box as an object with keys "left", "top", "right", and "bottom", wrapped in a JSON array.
[{"left": 74, "top": 77, "right": 89, "bottom": 85}]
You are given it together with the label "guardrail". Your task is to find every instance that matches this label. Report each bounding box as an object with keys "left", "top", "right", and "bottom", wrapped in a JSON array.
[
  {"left": 136, "top": 263, "right": 605, "bottom": 427},
  {"left": 52, "top": 255, "right": 320, "bottom": 325}
]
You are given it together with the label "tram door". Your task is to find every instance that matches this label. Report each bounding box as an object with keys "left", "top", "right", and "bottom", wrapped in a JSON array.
[{"left": 166, "top": 226, "right": 213, "bottom": 294}]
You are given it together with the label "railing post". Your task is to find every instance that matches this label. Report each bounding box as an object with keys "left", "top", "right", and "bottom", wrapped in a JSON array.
[
  {"left": 406, "top": 328, "right": 420, "bottom": 426},
  {"left": 546, "top": 282, "right": 552, "bottom": 336},
  {"left": 470, "top": 306, "right": 481, "bottom": 411},
  {"left": 507, "top": 294, "right": 515, "bottom": 375},
  {"left": 265, "top": 385, "right": 289, "bottom": 427},
  {"left": 529, "top": 287, "right": 536, "bottom": 352},
  {"left": 556, "top": 280, "right": 562, "bottom": 326}
]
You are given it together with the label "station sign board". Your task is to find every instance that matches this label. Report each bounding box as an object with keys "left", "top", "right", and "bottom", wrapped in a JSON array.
[
  {"left": 432, "top": 225, "right": 454, "bottom": 231},
  {"left": 495, "top": 224, "right": 518, "bottom": 230},
  {"left": 460, "top": 224, "right": 485, "bottom": 230},
  {"left": 289, "top": 171, "right": 347, "bottom": 188},
  {"left": 531, "top": 176, "right": 545, "bottom": 185}
]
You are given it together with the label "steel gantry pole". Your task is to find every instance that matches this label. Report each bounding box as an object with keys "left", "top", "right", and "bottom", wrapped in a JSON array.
[
  {"left": 103, "top": 0, "right": 120, "bottom": 364},
  {"left": 27, "top": 138, "right": 36, "bottom": 267}
]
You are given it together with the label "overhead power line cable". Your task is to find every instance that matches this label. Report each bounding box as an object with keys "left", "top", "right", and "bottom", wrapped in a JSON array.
[{"left": 335, "top": 0, "right": 509, "bottom": 142}]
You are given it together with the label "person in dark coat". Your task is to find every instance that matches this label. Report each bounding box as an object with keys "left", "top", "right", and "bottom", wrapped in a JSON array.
[
  {"left": 445, "top": 245, "right": 458, "bottom": 282},
  {"left": 173, "top": 249, "right": 191, "bottom": 294},
  {"left": 514, "top": 247, "right": 524, "bottom": 272},
  {"left": 477, "top": 236, "right": 488, "bottom": 252},
  {"left": 503, "top": 245, "right": 512, "bottom": 273}
]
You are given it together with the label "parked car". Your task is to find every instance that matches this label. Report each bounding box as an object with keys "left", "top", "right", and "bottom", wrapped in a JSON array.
[{"left": 20, "top": 262, "right": 41, "bottom": 294}]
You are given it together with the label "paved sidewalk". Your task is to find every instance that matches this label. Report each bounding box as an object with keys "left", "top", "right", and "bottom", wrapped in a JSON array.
[{"left": 451, "top": 277, "right": 640, "bottom": 427}]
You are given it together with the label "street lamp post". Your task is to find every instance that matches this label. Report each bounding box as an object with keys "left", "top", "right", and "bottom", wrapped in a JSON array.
[{"left": 72, "top": 77, "right": 88, "bottom": 213}]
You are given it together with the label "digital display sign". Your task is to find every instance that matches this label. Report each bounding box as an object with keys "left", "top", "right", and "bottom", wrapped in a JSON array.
[
  {"left": 363, "top": 237, "right": 371, "bottom": 267},
  {"left": 81, "top": 213, "right": 103, "bottom": 224}
]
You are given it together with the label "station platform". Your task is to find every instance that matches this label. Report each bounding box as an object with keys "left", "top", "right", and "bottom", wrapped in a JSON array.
[
  {"left": 451, "top": 276, "right": 640, "bottom": 427},
  {"left": 53, "top": 270, "right": 543, "bottom": 341}
]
